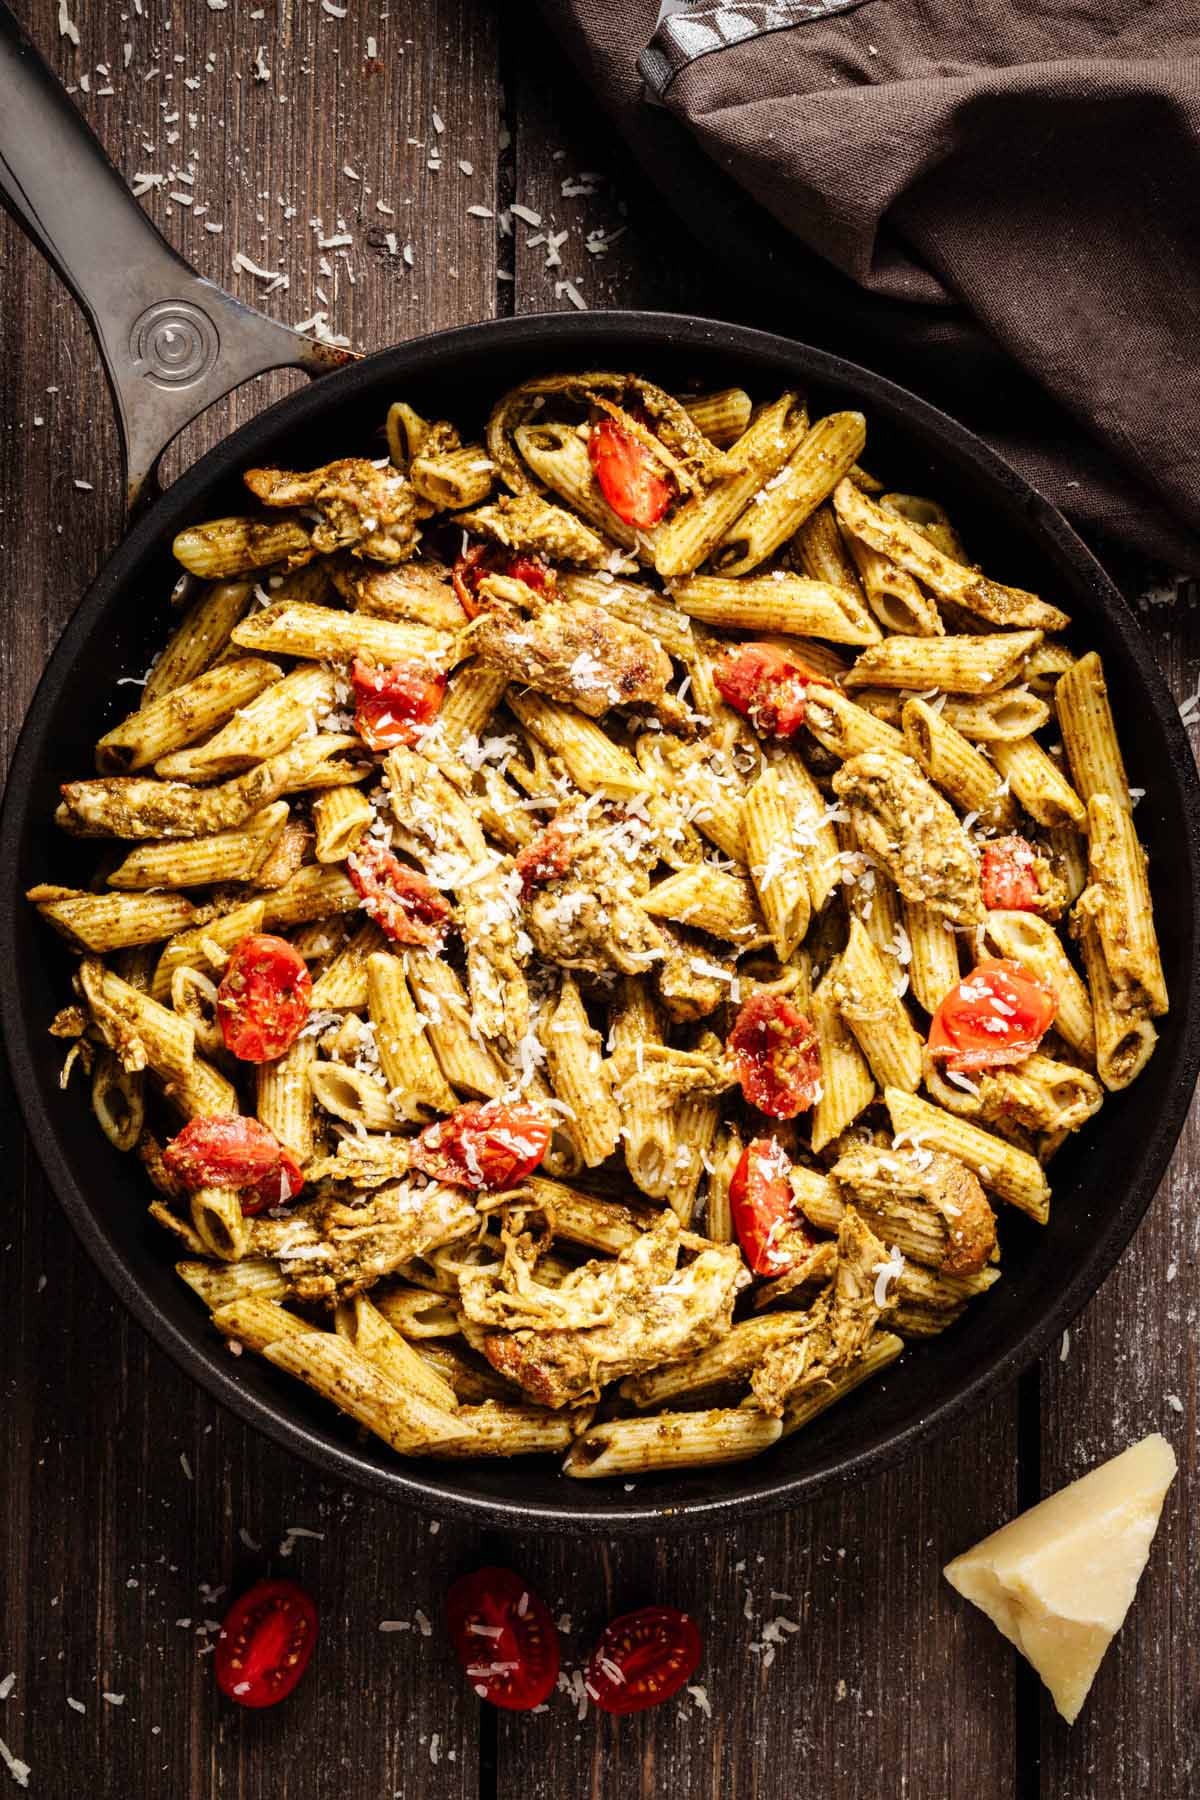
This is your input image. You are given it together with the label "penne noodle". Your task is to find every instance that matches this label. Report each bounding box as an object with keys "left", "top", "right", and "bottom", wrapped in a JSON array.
[
  {"left": 256, "top": 1034, "right": 318, "bottom": 1163},
  {"left": 106, "top": 802, "right": 288, "bottom": 890},
  {"left": 834, "top": 479, "right": 1070, "bottom": 631},
  {"left": 98, "top": 658, "right": 281, "bottom": 773},
  {"left": 779, "top": 1332, "right": 904, "bottom": 1436},
  {"left": 28, "top": 885, "right": 205, "bottom": 953},
  {"left": 1083, "top": 794, "right": 1168, "bottom": 1016},
  {"left": 671, "top": 573, "right": 880, "bottom": 645},
  {"left": 714, "top": 411, "right": 867, "bottom": 577},
  {"left": 989, "top": 735, "right": 1086, "bottom": 828},
  {"left": 513, "top": 422, "right": 638, "bottom": 547},
  {"left": 1074, "top": 904, "right": 1158, "bottom": 1092},
  {"left": 141, "top": 579, "right": 254, "bottom": 706},
  {"left": 563, "top": 1406, "right": 782, "bottom": 1478},
  {"left": 232, "top": 601, "right": 457, "bottom": 670},
  {"left": 155, "top": 664, "right": 337, "bottom": 781},
  {"left": 1055, "top": 651, "right": 1132, "bottom": 810},
  {"left": 985, "top": 909, "right": 1095, "bottom": 1062},
  {"left": 410, "top": 443, "right": 495, "bottom": 510},
  {"left": 902, "top": 698, "right": 1016, "bottom": 827},
  {"left": 810, "top": 959, "right": 877, "bottom": 1153},
  {"left": 845, "top": 631, "right": 1043, "bottom": 697},
  {"left": 680, "top": 387, "right": 753, "bottom": 447},
  {"left": 640, "top": 865, "right": 770, "bottom": 947},
  {"left": 368, "top": 951, "right": 459, "bottom": 1115},
  {"left": 833, "top": 916, "right": 924, "bottom": 1092},
  {"left": 742, "top": 766, "right": 811, "bottom": 960},
  {"left": 172, "top": 516, "right": 314, "bottom": 580},
  {"left": 507, "top": 689, "right": 649, "bottom": 797},
  {"left": 544, "top": 976, "right": 621, "bottom": 1167},
  {"left": 884, "top": 1087, "right": 1050, "bottom": 1223},
  {"left": 845, "top": 532, "right": 943, "bottom": 638},
  {"left": 312, "top": 785, "right": 372, "bottom": 862},
  {"left": 653, "top": 391, "right": 810, "bottom": 580}
]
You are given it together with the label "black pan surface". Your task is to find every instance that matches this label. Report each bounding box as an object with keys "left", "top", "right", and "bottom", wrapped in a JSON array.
[{"left": 4, "top": 311, "right": 1198, "bottom": 1532}]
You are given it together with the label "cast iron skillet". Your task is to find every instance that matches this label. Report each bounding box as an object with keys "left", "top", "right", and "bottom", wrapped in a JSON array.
[{"left": 2, "top": 4, "right": 1198, "bottom": 1534}]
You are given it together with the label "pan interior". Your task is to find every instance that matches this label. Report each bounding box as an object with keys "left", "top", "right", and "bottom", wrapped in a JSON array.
[{"left": 5, "top": 314, "right": 1198, "bottom": 1530}]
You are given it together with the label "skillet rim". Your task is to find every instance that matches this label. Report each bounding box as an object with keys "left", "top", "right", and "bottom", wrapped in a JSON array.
[{"left": 3, "top": 308, "right": 1198, "bottom": 1533}]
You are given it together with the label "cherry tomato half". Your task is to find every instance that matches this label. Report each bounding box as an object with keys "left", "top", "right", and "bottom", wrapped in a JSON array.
[
  {"left": 980, "top": 835, "right": 1039, "bottom": 911},
  {"left": 216, "top": 933, "right": 312, "bottom": 1063},
  {"left": 928, "top": 956, "right": 1058, "bottom": 1072},
  {"left": 347, "top": 842, "right": 451, "bottom": 947},
  {"left": 452, "top": 543, "right": 555, "bottom": 620},
  {"left": 714, "top": 642, "right": 829, "bottom": 737},
  {"left": 408, "top": 1102, "right": 551, "bottom": 1190},
  {"left": 727, "top": 992, "right": 822, "bottom": 1119},
  {"left": 586, "top": 1606, "right": 702, "bottom": 1715},
  {"left": 163, "top": 1115, "right": 304, "bottom": 1214},
  {"left": 350, "top": 656, "right": 446, "bottom": 752},
  {"left": 214, "top": 1578, "right": 318, "bottom": 1709},
  {"left": 447, "top": 1566, "right": 559, "bottom": 1711},
  {"left": 730, "top": 1137, "right": 813, "bottom": 1277},
  {"left": 587, "top": 417, "right": 675, "bottom": 529},
  {"left": 514, "top": 821, "right": 575, "bottom": 896}
]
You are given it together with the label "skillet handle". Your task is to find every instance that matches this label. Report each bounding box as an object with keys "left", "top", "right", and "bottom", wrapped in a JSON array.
[{"left": 0, "top": 2, "right": 352, "bottom": 513}]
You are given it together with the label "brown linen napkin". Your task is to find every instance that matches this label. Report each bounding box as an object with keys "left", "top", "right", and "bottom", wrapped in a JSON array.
[{"left": 537, "top": 0, "right": 1200, "bottom": 571}]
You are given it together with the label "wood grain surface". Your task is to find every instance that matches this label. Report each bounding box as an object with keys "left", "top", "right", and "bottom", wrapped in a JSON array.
[{"left": 0, "top": 5, "right": 1194, "bottom": 1797}]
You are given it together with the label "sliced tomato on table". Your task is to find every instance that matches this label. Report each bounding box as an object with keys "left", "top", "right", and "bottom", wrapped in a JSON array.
[
  {"left": 214, "top": 1578, "right": 318, "bottom": 1709},
  {"left": 586, "top": 1606, "right": 702, "bottom": 1715},
  {"left": 447, "top": 1566, "right": 559, "bottom": 1710},
  {"left": 727, "top": 992, "right": 822, "bottom": 1119},
  {"left": 928, "top": 956, "right": 1058, "bottom": 1073},
  {"left": 409, "top": 1101, "right": 551, "bottom": 1190},
  {"left": 587, "top": 417, "right": 675, "bottom": 529},
  {"left": 514, "top": 820, "right": 576, "bottom": 896},
  {"left": 729, "top": 1137, "right": 813, "bottom": 1277},
  {"left": 350, "top": 655, "right": 446, "bottom": 751},
  {"left": 163, "top": 1115, "right": 304, "bottom": 1214},
  {"left": 980, "top": 834, "right": 1040, "bottom": 911},
  {"left": 452, "top": 542, "right": 555, "bottom": 619},
  {"left": 714, "top": 642, "right": 829, "bottom": 737},
  {"left": 347, "top": 841, "right": 451, "bottom": 947},
  {"left": 216, "top": 932, "right": 312, "bottom": 1063}
]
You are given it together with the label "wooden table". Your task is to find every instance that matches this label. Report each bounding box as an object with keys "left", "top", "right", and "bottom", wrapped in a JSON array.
[{"left": 1, "top": 4, "right": 1195, "bottom": 1794}]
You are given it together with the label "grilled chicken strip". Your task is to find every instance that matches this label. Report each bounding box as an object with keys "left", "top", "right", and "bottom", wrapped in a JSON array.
[
  {"left": 467, "top": 1210, "right": 745, "bottom": 1408},
  {"left": 246, "top": 1180, "right": 477, "bottom": 1304},
  {"left": 750, "top": 1208, "right": 890, "bottom": 1416},
  {"left": 832, "top": 749, "right": 984, "bottom": 925},
  {"left": 244, "top": 457, "right": 422, "bottom": 563},
  {"left": 467, "top": 575, "right": 674, "bottom": 719},
  {"left": 831, "top": 1143, "right": 997, "bottom": 1277}
]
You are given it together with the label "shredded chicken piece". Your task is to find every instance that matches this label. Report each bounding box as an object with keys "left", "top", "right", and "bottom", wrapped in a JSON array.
[
  {"left": 832, "top": 750, "right": 984, "bottom": 925},
  {"left": 468, "top": 1210, "right": 745, "bottom": 1407},
  {"left": 456, "top": 493, "right": 613, "bottom": 569},
  {"left": 612, "top": 1044, "right": 734, "bottom": 1199},
  {"left": 331, "top": 556, "right": 467, "bottom": 630},
  {"left": 467, "top": 575, "right": 673, "bottom": 719},
  {"left": 653, "top": 922, "right": 733, "bottom": 1022},
  {"left": 750, "top": 1208, "right": 889, "bottom": 1415},
  {"left": 244, "top": 457, "right": 422, "bottom": 564},
  {"left": 247, "top": 1179, "right": 477, "bottom": 1303},
  {"left": 832, "top": 1143, "right": 996, "bottom": 1276},
  {"left": 385, "top": 744, "right": 529, "bottom": 1042},
  {"left": 523, "top": 800, "right": 667, "bottom": 977}
]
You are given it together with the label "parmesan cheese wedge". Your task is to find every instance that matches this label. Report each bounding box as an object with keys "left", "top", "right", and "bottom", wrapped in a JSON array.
[{"left": 943, "top": 1433, "right": 1177, "bottom": 1724}]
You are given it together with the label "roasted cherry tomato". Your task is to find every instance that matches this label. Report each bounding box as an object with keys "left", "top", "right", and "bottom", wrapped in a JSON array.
[
  {"left": 730, "top": 1137, "right": 813, "bottom": 1277},
  {"left": 452, "top": 543, "right": 555, "bottom": 619},
  {"left": 214, "top": 1578, "right": 318, "bottom": 1709},
  {"left": 514, "top": 821, "right": 575, "bottom": 896},
  {"left": 981, "top": 834, "right": 1040, "bottom": 912},
  {"left": 586, "top": 1606, "right": 702, "bottom": 1715},
  {"left": 728, "top": 992, "right": 822, "bottom": 1119},
  {"left": 928, "top": 956, "right": 1058, "bottom": 1073},
  {"left": 587, "top": 417, "right": 675, "bottom": 529},
  {"left": 216, "top": 933, "right": 312, "bottom": 1063},
  {"left": 409, "top": 1102, "right": 551, "bottom": 1190},
  {"left": 350, "top": 655, "right": 446, "bottom": 752},
  {"left": 447, "top": 1566, "right": 559, "bottom": 1711},
  {"left": 163, "top": 1115, "right": 304, "bottom": 1214},
  {"left": 347, "top": 842, "right": 451, "bottom": 947},
  {"left": 714, "top": 642, "right": 829, "bottom": 737}
]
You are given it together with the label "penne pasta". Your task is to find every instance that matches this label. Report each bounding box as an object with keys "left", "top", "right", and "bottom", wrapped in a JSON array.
[
  {"left": 141, "top": 579, "right": 254, "bottom": 706},
  {"left": 989, "top": 735, "right": 1086, "bottom": 828},
  {"left": 563, "top": 1406, "right": 782, "bottom": 1478},
  {"left": 714, "top": 411, "right": 867, "bottom": 577},
  {"left": 845, "top": 631, "right": 1043, "bottom": 697},
  {"left": 671, "top": 573, "right": 880, "bottom": 645},
  {"left": 884, "top": 1087, "right": 1050, "bottom": 1223},
  {"left": 810, "top": 959, "right": 876, "bottom": 1152},
  {"left": 232, "top": 601, "right": 457, "bottom": 670},
  {"left": 653, "top": 391, "right": 809, "bottom": 580},
  {"left": 1054, "top": 651, "right": 1132, "bottom": 809}
]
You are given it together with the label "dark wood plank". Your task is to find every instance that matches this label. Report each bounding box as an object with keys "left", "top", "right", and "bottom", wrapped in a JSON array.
[
  {"left": 0, "top": 1, "right": 502, "bottom": 1793},
  {"left": 495, "top": 28, "right": 1020, "bottom": 1800},
  {"left": 1036, "top": 599, "right": 1200, "bottom": 1800}
]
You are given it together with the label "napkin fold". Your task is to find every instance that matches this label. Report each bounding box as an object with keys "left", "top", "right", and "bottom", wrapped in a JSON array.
[{"left": 538, "top": 0, "right": 1200, "bottom": 570}]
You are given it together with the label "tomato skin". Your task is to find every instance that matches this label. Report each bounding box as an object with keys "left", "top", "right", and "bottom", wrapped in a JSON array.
[
  {"left": 215, "top": 1579, "right": 318, "bottom": 1709},
  {"left": 163, "top": 1115, "right": 304, "bottom": 1214},
  {"left": 452, "top": 544, "right": 555, "bottom": 620},
  {"left": 714, "top": 642, "right": 827, "bottom": 737},
  {"left": 514, "top": 821, "right": 575, "bottom": 896},
  {"left": 929, "top": 956, "right": 1058, "bottom": 1072},
  {"left": 730, "top": 1138, "right": 812, "bottom": 1276},
  {"left": 447, "top": 1567, "right": 559, "bottom": 1711},
  {"left": 587, "top": 418, "right": 675, "bottom": 529},
  {"left": 586, "top": 1606, "right": 702, "bottom": 1715},
  {"left": 350, "top": 656, "right": 446, "bottom": 751},
  {"left": 347, "top": 842, "right": 451, "bottom": 947},
  {"left": 727, "top": 992, "right": 822, "bottom": 1119},
  {"left": 981, "top": 835, "right": 1039, "bottom": 911},
  {"left": 409, "top": 1102, "right": 551, "bottom": 1190},
  {"left": 216, "top": 933, "right": 312, "bottom": 1063}
]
